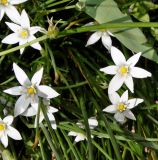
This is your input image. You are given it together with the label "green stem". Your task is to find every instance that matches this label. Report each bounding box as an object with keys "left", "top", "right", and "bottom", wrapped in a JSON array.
[
  {"left": 46, "top": 0, "right": 73, "bottom": 8},
  {"left": 80, "top": 96, "right": 94, "bottom": 160},
  {"left": 39, "top": 136, "right": 47, "bottom": 160},
  {"left": 1, "top": 22, "right": 158, "bottom": 56}
]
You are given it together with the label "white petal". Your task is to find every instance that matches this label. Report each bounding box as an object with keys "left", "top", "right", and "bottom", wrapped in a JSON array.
[
  {"left": 103, "top": 105, "right": 117, "bottom": 113},
  {"left": 5, "top": 22, "right": 21, "bottom": 32},
  {"left": 0, "top": 10, "right": 5, "bottom": 21},
  {"left": 75, "top": 134, "right": 86, "bottom": 142},
  {"left": 85, "top": 31, "right": 102, "bottom": 46},
  {"left": 3, "top": 86, "right": 24, "bottom": 96},
  {"left": 7, "top": 126, "right": 22, "bottom": 140},
  {"left": 130, "top": 67, "right": 152, "bottom": 78},
  {"left": 14, "top": 95, "right": 30, "bottom": 117},
  {"left": 124, "top": 76, "right": 134, "bottom": 93},
  {"left": 1, "top": 134, "right": 8, "bottom": 148},
  {"left": 100, "top": 65, "right": 117, "bottom": 75},
  {"left": 13, "top": 63, "right": 31, "bottom": 86},
  {"left": 51, "top": 123, "right": 57, "bottom": 129},
  {"left": 20, "top": 9, "right": 30, "bottom": 28},
  {"left": 127, "top": 98, "right": 144, "bottom": 109},
  {"left": 120, "top": 90, "right": 128, "bottom": 102},
  {"left": 123, "top": 110, "right": 136, "bottom": 120},
  {"left": 30, "top": 26, "right": 41, "bottom": 34},
  {"left": 37, "top": 85, "right": 59, "bottom": 99},
  {"left": 108, "top": 74, "right": 125, "bottom": 94},
  {"left": 5, "top": 5, "right": 21, "bottom": 24},
  {"left": 2, "top": 33, "right": 19, "bottom": 44},
  {"left": 48, "top": 106, "right": 58, "bottom": 113},
  {"left": 10, "top": 0, "right": 28, "bottom": 5},
  {"left": 111, "top": 46, "right": 126, "bottom": 65},
  {"left": 68, "top": 131, "right": 78, "bottom": 136},
  {"left": 19, "top": 39, "right": 26, "bottom": 54},
  {"left": 3, "top": 116, "right": 13, "bottom": 125},
  {"left": 47, "top": 114, "right": 57, "bottom": 129},
  {"left": 28, "top": 35, "right": 41, "bottom": 50},
  {"left": 88, "top": 117, "right": 98, "bottom": 129},
  {"left": 127, "top": 52, "right": 141, "bottom": 67},
  {"left": 31, "top": 67, "right": 43, "bottom": 85},
  {"left": 101, "top": 32, "right": 112, "bottom": 50},
  {"left": 108, "top": 92, "right": 120, "bottom": 104},
  {"left": 114, "top": 112, "right": 125, "bottom": 123}
]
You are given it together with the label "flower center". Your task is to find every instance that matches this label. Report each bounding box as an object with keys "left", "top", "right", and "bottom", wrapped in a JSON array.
[
  {"left": 119, "top": 65, "right": 128, "bottom": 75},
  {"left": 0, "top": 123, "right": 5, "bottom": 131},
  {"left": 20, "top": 29, "right": 29, "bottom": 39},
  {"left": 1, "top": 0, "right": 8, "bottom": 5},
  {"left": 117, "top": 103, "right": 126, "bottom": 112},
  {"left": 27, "top": 86, "right": 36, "bottom": 95}
]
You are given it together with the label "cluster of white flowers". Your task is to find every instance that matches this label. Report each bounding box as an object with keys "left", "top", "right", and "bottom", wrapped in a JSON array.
[{"left": 86, "top": 22, "right": 152, "bottom": 123}]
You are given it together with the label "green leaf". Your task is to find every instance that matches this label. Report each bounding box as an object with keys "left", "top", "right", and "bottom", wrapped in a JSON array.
[{"left": 79, "top": 0, "right": 158, "bottom": 63}]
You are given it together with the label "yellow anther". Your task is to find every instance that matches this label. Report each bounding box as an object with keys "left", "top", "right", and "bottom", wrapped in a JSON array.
[
  {"left": 0, "top": 123, "right": 5, "bottom": 131},
  {"left": 117, "top": 103, "right": 126, "bottom": 112},
  {"left": 119, "top": 66, "right": 128, "bottom": 75},
  {"left": 27, "top": 87, "right": 36, "bottom": 95},
  {"left": 20, "top": 30, "right": 28, "bottom": 39},
  {"left": 1, "top": 0, "right": 8, "bottom": 5}
]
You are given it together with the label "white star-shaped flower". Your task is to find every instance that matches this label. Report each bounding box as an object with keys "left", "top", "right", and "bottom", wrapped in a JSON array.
[
  {"left": 2, "top": 9, "right": 42, "bottom": 54},
  {"left": 100, "top": 47, "right": 152, "bottom": 93},
  {"left": 34, "top": 99, "right": 58, "bottom": 129},
  {"left": 3, "top": 63, "right": 59, "bottom": 117},
  {"left": 0, "top": 0, "right": 27, "bottom": 23},
  {"left": 68, "top": 117, "right": 98, "bottom": 142},
  {"left": 85, "top": 22, "right": 113, "bottom": 51},
  {"left": 0, "top": 115, "right": 22, "bottom": 148},
  {"left": 103, "top": 90, "right": 143, "bottom": 123}
]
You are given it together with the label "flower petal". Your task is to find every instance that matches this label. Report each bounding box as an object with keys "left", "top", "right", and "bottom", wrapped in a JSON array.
[
  {"left": 37, "top": 85, "right": 59, "bottom": 99},
  {"left": 19, "top": 39, "right": 27, "bottom": 54},
  {"left": 7, "top": 126, "right": 22, "bottom": 140},
  {"left": 108, "top": 92, "right": 120, "bottom": 104},
  {"left": 127, "top": 52, "right": 141, "bottom": 67},
  {"left": 68, "top": 131, "right": 78, "bottom": 136},
  {"left": 130, "top": 67, "right": 152, "bottom": 78},
  {"left": 5, "top": 22, "right": 21, "bottom": 32},
  {"left": 101, "top": 32, "right": 112, "bottom": 50},
  {"left": 28, "top": 35, "right": 42, "bottom": 50},
  {"left": 111, "top": 46, "right": 126, "bottom": 65},
  {"left": 124, "top": 76, "right": 134, "bottom": 93},
  {"left": 1, "top": 133, "right": 8, "bottom": 148},
  {"left": 123, "top": 110, "right": 136, "bottom": 120},
  {"left": 0, "top": 9, "right": 5, "bottom": 21},
  {"left": 14, "top": 95, "right": 30, "bottom": 117},
  {"left": 88, "top": 117, "right": 98, "bottom": 129},
  {"left": 103, "top": 105, "right": 117, "bottom": 113},
  {"left": 75, "top": 134, "right": 86, "bottom": 142},
  {"left": 2, "top": 33, "right": 19, "bottom": 44},
  {"left": 120, "top": 90, "right": 128, "bottom": 102},
  {"left": 5, "top": 5, "right": 21, "bottom": 24},
  {"left": 85, "top": 31, "right": 102, "bottom": 46},
  {"left": 127, "top": 98, "right": 144, "bottom": 109},
  {"left": 13, "top": 63, "right": 31, "bottom": 86},
  {"left": 31, "top": 67, "right": 43, "bottom": 85},
  {"left": 20, "top": 9, "right": 30, "bottom": 28},
  {"left": 48, "top": 106, "right": 58, "bottom": 113},
  {"left": 100, "top": 65, "right": 117, "bottom": 75},
  {"left": 108, "top": 74, "right": 125, "bottom": 94},
  {"left": 30, "top": 26, "right": 41, "bottom": 34},
  {"left": 3, "top": 116, "right": 13, "bottom": 125},
  {"left": 10, "top": 0, "right": 28, "bottom": 5},
  {"left": 3, "top": 86, "right": 24, "bottom": 96},
  {"left": 114, "top": 112, "right": 125, "bottom": 123}
]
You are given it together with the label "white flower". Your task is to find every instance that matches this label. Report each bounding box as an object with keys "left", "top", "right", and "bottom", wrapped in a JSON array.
[
  {"left": 85, "top": 22, "right": 113, "bottom": 51},
  {"left": 2, "top": 9, "right": 42, "bottom": 54},
  {"left": 103, "top": 90, "right": 143, "bottom": 123},
  {"left": 0, "top": 0, "right": 27, "bottom": 23},
  {"left": 3, "top": 63, "right": 59, "bottom": 117},
  {"left": 0, "top": 115, "right": 22, "bottom": 148},
  {"left": 34, "top": 99, "right": 58, "bottom": 129},
  {"left": 68, "top": 117, "right": 98, "bottom": 142},
  {"left": 100, "top": 47, "right": 152, "bottom": 93}
]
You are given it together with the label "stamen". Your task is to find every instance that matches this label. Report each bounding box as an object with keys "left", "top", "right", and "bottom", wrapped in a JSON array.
[
  {"left": 1, "top": 0, "right": 8, "bottom": 5},
  {"left": 20, "top": 29, "right": 29, "bottom": 39},
  {"left": 0, "top": 123, "right": 5, "bottom": 131},
  {"left": 117, "top": 103, "right": 126, "bottom": 112},
  {"left": 119, "top": 65, "right": 128, "bottom": 75},
  {"left": 27, "top": 86, "right": 36, "bottom": 95}
]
